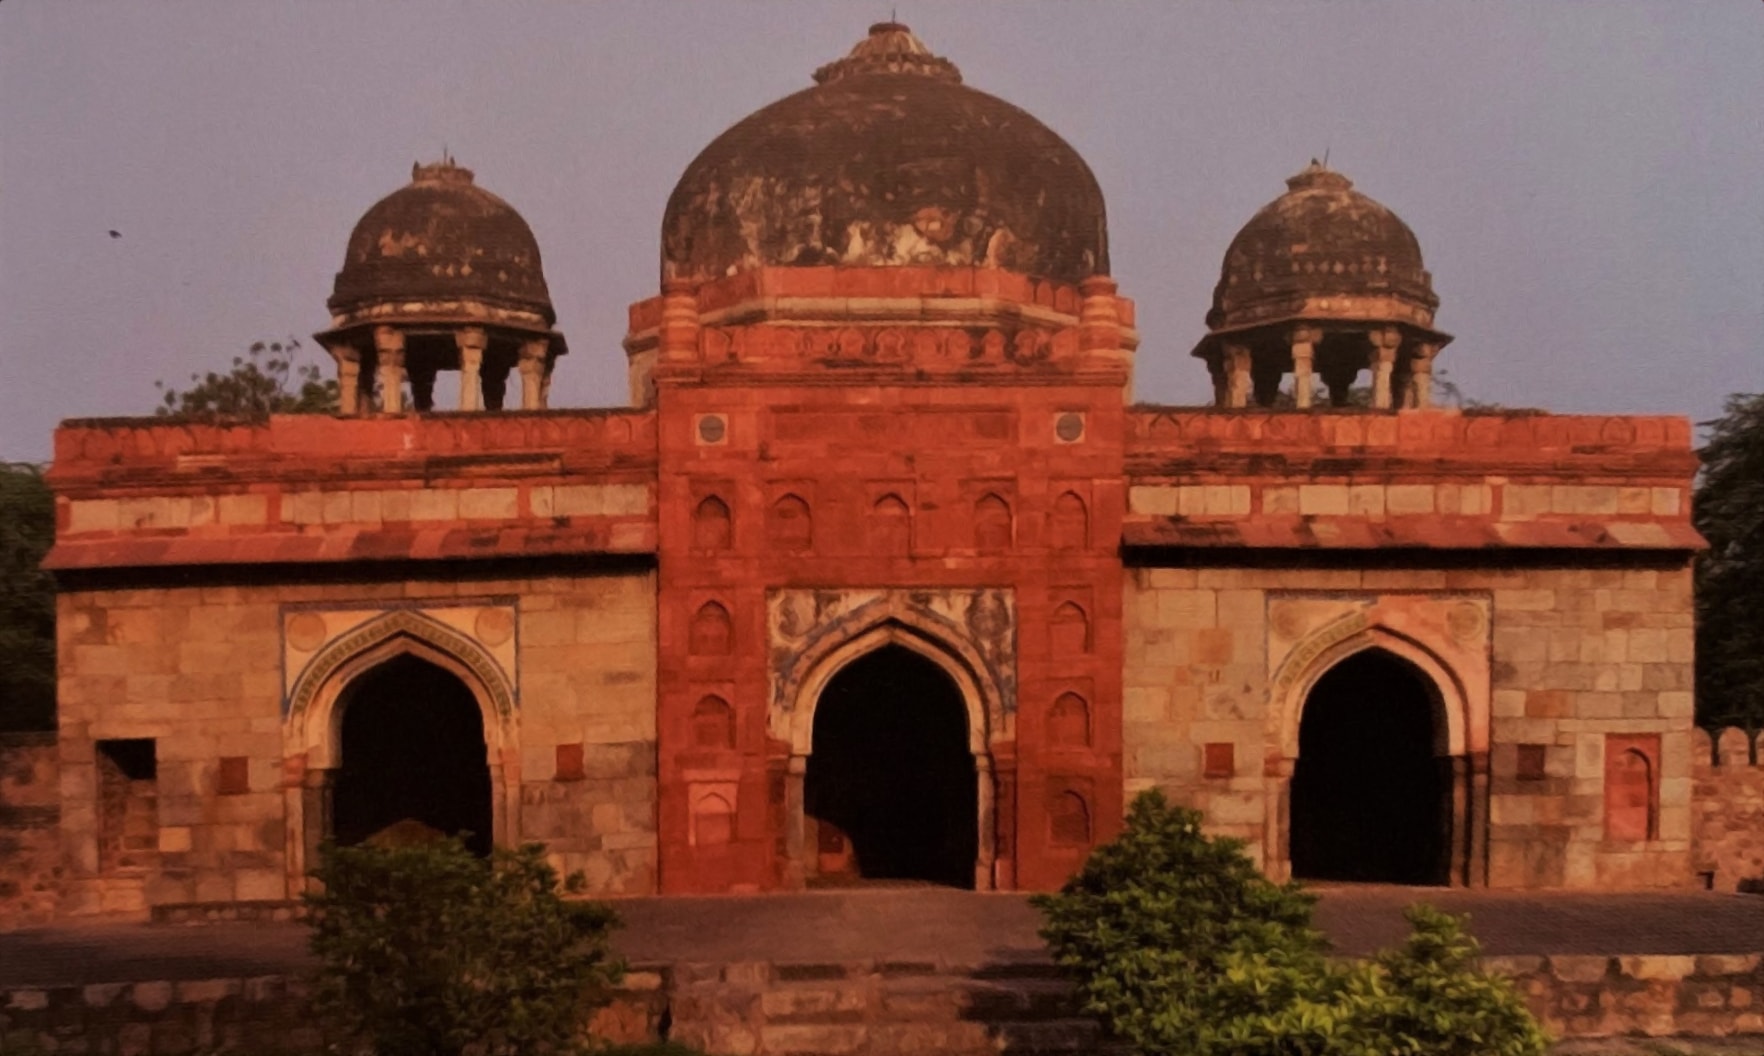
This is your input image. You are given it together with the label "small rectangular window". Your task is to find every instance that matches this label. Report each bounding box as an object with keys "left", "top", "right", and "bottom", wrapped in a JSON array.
[{"left": 96, "top": 738, "right": 158, "bottom": 872}]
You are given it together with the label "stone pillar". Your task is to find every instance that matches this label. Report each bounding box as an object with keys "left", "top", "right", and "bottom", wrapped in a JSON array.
[
  {"left": 456, "top": 327, "right": 487, "bottom": 412},
  {"left": 1223, "top": 343, "right": 1253, "bottom": 408},
  {"left": 1078, "top": 275, "right": 1129, "bottom": 368},
  {"left": 373, "top": 326, "right": 406, "bottom": 414},
  {"left": 330, "top": 344, "right": 362, "bottom": 416},
  {"left": 1368, "top": 327, "right": 1401, "bottom": 410},
  {"left": 658, "top": 279, "right": 700, "bottom": 365},
  {"left": 540, "top": 356, "right": 555, "bottom": 410},
  {"left": 1407, "top": 342, "right": 1438, "bottom": 409},
  {"left": 1289, "top": 326, "right": 1321, "bottom": 409},
  {"left": 517, "top": 339, "right": 548, "bottom": 410}
]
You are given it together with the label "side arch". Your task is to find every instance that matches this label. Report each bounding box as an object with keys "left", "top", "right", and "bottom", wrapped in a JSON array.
[
  {"left": 286, "top": 609, "right": 516, "bottom": 770},
  {"left": 1266, "top": 615, "right": 1484, "bottom": 886},
  {"left": 282, "top": 609, "right": 520, "bottom": 891},
  {"left": 1272, "top": 619, "right": 1471, "bottom": 762}
]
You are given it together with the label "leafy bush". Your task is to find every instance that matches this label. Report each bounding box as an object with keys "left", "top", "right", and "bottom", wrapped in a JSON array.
[
  {"left": 1032, "top": 789, "right": 1548, "bottom": 1056},
  {"left": 305, "top": 838, "right": 624, "bottom": 1056}
]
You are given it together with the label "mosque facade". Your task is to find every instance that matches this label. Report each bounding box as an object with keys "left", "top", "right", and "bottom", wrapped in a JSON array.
[{"left": 39, "top": 24, "right": 1701, "bottom": 915}]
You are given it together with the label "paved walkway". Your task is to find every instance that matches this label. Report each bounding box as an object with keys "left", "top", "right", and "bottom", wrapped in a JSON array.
[{"left": 3, "top": 886, "right": 1763, "bottom": 987}]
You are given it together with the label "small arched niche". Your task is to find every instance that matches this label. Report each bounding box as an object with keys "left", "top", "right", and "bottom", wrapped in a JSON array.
[
  {"left": 768, "top": 494, "right": 813, "bottom": 551},
  {"left": 693, "top": 496, "right": 732, "bottom": 551},
  {"left": 689, "top": 602, "right": 733, "bottom": 656},
  {"left": 1050, "top": 491, "right": 1088, "bottom": 551},
  {"left": 974, "top": 493, "right": 1012, "bottom": 550}
]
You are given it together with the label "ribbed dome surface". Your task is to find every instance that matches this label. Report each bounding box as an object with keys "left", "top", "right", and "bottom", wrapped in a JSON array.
[
  {"left": 330, "top": 160, "right": 554, "bottom": 324},
  {"left": 660, "top": 23, "right": 1108, "bottom": 286},
  {"left": 1207, "top": 162, "right": 1436, "bottom": 331}
]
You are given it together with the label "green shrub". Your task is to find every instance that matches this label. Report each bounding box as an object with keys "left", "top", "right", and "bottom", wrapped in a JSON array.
[
  {"left": 1032, "top": 789, "right": 1548, "bottom": 1056},
  {"left": 305, "top": 838, "right": 624, "bottom": 1056}
]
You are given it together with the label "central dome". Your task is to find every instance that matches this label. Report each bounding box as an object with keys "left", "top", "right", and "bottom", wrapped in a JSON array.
[{"left": 660, "top": 22, "right": 1109, "bottom": 286}]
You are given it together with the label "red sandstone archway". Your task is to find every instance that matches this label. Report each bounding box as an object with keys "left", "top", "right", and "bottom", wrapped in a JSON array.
[{"left": 779, "top": 617, "right": 1001, "bottom": 890}]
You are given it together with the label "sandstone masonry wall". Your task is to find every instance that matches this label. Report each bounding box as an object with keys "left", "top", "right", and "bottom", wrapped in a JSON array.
[
  {"left": 1692, "top": 727, "right": 1764, "bottom": 892},
  {"left": 4, "top": 954, "right": 1761, "bottom": 1053},
  {"left": 1123, "top": 564, "right": 1695, "bottom": 890},
  {"left": 54, "top": 567, "right": 657, "bottom": 918},
  {"left": 0, "top": 734, "right": 61, "bottom": 929}
]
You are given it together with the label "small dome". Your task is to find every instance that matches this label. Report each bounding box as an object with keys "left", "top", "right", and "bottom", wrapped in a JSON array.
[
  {"left": 329, "top": 160, "right": 554, "bottom": 326},
  {"left": 660, "top": 22, "right": 1108, "bottom": 286},
  {"left": 1206, "top": 162, "right": 1437, "bottom": 332}
]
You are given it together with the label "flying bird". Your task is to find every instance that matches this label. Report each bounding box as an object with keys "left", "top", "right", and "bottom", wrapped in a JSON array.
[{"left": 108, "top": 230, "right": 121, "bottom": 239}]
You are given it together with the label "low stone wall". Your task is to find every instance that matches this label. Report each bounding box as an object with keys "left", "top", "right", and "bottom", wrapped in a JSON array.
[
  {"left": 1493, "top": 953, "right": 1764, "bottom": 1039},
  {"left": 1692, "top": 727, "right": 1764, "bottom": 891},
  {"left": 0, "top": 733, "right": 61, "bottom": 931},
  {"left": 4, "top": 954, "right": 1764, "bottom": 1054}
]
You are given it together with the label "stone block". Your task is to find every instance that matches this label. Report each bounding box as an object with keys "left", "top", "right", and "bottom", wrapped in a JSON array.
[
  {"left": 459, "top": 487, "right": 519, "bottom": 520},
  {"left": 760, "top": 1023, "right": 868, "bottom": 1055},
  {"left": 1619, "top": 955, "right": 1695, "bottom": 981},
  {"left": 1127, "top": 485, "right": 1175, "bottom": 516},
  {"left": 1548, "top": 955, "right": 1614, "bottom": 984},
  {"left": 1298, "top": 484, "right": 1349, "bottom": 516}
]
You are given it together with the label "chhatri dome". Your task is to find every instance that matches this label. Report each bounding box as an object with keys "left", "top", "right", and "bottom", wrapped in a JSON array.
[
  {"left": 317, "top": 159, "right": 566, "bottom": 415},
  {"left": 1194, "top": 161, "right": 1451, "bottom": 411},
  {"left": 660, "top": 22, "right": 1109, "bottom": 286}
]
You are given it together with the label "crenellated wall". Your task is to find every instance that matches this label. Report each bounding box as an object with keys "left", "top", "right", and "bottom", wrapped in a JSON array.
[
  {"left": 0, "top": 733, "right": 62, "bottom": 929},
  {"left": 1693, "top": 727, "right": 1764, "bottom": 892}
]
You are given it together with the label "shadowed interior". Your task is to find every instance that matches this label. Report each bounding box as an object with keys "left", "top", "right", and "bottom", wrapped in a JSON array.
[
  {"left": 805, "top": 644, "right": 978, "bottom": 888},
  {"left": 1291, "top": 649, "right": 1450, "bottom": 885},
  {"left": 332, "top": 654, "right": 493, "bottom": 857}
]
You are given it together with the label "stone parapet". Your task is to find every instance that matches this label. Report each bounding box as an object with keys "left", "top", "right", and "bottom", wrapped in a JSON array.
[
  {"left": 1124, "top": 408, "right": 1698, "bottom": 554},
  {"left": 1692, "top": 727, "right": 1764, "bottom": 892},
  {"left": 44, "top": 410, "right": 659, "bottom": 572}
]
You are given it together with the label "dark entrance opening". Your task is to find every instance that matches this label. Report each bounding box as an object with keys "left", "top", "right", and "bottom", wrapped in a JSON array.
[
  {"left": 332, "top": 654, "right": 493, "bottom": 856},
  {"left": 805, "top": 645, "right": 978, "bottom": 888},
  {"left": 1290, "top": 649, "right": 1450, "bottom": 885}
]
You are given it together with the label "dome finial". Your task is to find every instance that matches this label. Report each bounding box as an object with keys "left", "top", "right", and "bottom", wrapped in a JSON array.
[
  {"left": 1286, "top": 158, "right": 1351, "bottom": 193},
  {"left": 813, "top": 20, "right": 962, "bottom": 84}
]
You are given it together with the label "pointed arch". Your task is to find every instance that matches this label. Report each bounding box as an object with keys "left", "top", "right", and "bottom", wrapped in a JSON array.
[
  {"left": 974, "top": 493, "right": 1013, "bottom": 550},
  {"left": 1050, "top": 491, "right": 1088, "bottom": 551},
  {"left": 286, "top": 609, "right": 515, "bottom": 770},
  {"left": 693, "top": 495, "right": 732, "bottom": 551},
  {"left": 1047, "top": 692, "right": 1091, "bottom": 748},
  {"left": 1050, "top": 601, "right": 1090, "bottom": 657},
  {"left": 781, "top": 612, "right": 1001, "bottom": 759},
  {"left": 689, "top": 601, "right": 734, "bottom": 656},
  {"left": 692, "top": 695, "right": 736, "bottom": 750},
  {"left": 869, "top": 493, "right": 911, "bottom": 556},
  {"left": 768, "top": 493, "right": 813, "bottom": 551},
  {"left": 1271, "top": 618, "right": 1470, "bottom": 762}
]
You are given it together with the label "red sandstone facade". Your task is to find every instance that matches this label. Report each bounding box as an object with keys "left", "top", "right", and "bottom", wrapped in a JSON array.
[{"left": 25, "top": 24, "right": 1702, "bottom": 918}]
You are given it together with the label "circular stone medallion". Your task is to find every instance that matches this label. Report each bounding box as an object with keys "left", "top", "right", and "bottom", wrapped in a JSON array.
[
  {"left": 697, "top": 415, "right": 727, "bottom": 444},
  {"left": 475, "top": 607, "right": 515, "bottom": 647},
  {"left": 1055, "top": 412, "right": 1085, "bottom": 443},
  {"left": 285, "top": 612, "right": 329, "bottom": 653}
]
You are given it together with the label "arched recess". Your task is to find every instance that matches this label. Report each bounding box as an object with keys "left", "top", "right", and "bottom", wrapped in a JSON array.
[
  {"left": 1265, "top": 620, "right": 1483, "bottom": 886},
  {"left": 1050, "top": 492, "right": 1088, "bottom": 551},
  {"left": 779, "top": 613, "right": 1004, "bottom": 889},
  {"left": 974, "top": 493, "right": 1013, "bottom": 550},
  {"left": 283, "top": 610, "right": 518, "bottom": 889}
]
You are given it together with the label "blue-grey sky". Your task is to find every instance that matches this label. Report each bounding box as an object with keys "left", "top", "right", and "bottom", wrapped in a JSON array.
[{"left": 2, "top": 2, "right": 1758, "bottom": 462}]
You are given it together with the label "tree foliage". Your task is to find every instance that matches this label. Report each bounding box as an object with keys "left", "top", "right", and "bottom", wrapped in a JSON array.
[
  {"left": 0, "top": 462, "right": 56, "bottom": 732},
  {"left": 1032, "top": 790, "right": 1548, "bottom": 1056},
  {"left": 1695, "top": 392, "right": 1764, "bottom": 729},
  {"left": 155, "top": 338, "right": 337, "bottom": 421},
  {"left": 305, "top": 839, "right": 624, "bottom": 1056}
]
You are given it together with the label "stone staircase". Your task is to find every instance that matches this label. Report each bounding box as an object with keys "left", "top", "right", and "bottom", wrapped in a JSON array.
[{"left": 658, "top": 958, "right": 1127, "bottom": 1056}]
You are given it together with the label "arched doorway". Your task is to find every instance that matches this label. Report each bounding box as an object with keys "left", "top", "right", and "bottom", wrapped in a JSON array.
[
  {"left": 331, "top": 654, "right": 494, "bottom": 856},
  {"left": 1290, "top": 649, "right": 1450, "bottom": 884},
  {"left": 804, "top": 645, "right": 978, "bottom": 887}
]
